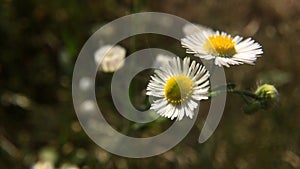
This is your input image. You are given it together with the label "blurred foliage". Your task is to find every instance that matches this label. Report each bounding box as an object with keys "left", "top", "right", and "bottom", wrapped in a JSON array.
[{"left": 1, "top": 0, "right": 300, "bottom": 169}]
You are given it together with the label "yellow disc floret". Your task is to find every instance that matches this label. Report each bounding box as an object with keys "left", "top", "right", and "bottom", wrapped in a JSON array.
[
  {"left": 204, "top": 35, "right": 237, "bottom": 57},
  {"left": 164, "top": 75, "right": 194, "bottom": 104}
]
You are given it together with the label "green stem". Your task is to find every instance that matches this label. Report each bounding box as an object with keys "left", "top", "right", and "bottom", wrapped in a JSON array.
[
  {"left": 130, "top": 0, "right": 141, "bottom": 53},
  {"left": 209, "top": 84, "right": 262, "bottom": 102},
  {"left": 133, "top": 0, "right": 141, "bottom": 13},
  {"left": 229, "top": 90, "right": 261, "bottom": 100}
]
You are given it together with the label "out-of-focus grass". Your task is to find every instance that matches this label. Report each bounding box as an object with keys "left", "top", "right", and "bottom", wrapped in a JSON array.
[{"left": 0, "top": 0, "right": 300, "bottom": 168}]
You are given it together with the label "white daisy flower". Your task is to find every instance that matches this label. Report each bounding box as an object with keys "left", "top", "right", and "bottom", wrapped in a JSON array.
[
  {"left": 94, "top": 45, "right": 126, "bottom": 72},
  {"left": 181, "top": 30, "right": 263, "bottom": 67},
  {"left": 182, "top": 23, "right": 214, "bottom": 36},
  {"left": 146, "top": 57, "right": 210, "bottom": 120}
]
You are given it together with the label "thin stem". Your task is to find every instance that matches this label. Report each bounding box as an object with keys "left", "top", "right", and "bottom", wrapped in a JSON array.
[
  {"left": 240, "top": 93, "right": 251, "bottom": 104},
  {"left": 133, "top": 0, "right": 141, "bottom": 13},
  {"left": 130, "top": 0, "right": 141, "bottom": 53},
  {"left": 229, "top": 90, "right": 261, "bottom": 100},
  {"left": 209, "top": 84, "right": 262, "bottom": 102}
]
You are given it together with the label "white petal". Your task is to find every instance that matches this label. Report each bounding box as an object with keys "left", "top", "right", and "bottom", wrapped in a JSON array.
[
  {"left": 151, "top": 99, "right": 168, "bottom": 110},
  {"left": 171, "top": 106, "right": 179, "bottom": 120}
]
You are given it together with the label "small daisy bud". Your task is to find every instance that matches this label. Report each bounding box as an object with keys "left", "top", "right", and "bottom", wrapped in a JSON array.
[
  {"left": 255, "top": 84, "right": 279, "bottom": 109},
  {"left": 255, "top": 84, "right": 278, "bottom": 100}
]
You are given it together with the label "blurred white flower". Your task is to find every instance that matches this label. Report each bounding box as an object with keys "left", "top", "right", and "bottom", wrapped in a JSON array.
[
  {"left": 80, "top": 100, "right": 97, "bottom": 113},
  {"left": 79, "top": 77, "right": 93, "bottom": 91},
  {"left": 1, "top": 92, "right": 31, "bottom": 108},
  {"left": 98, "top": 24, "right": 115, "bottom": 37},
  {"left": 158, "top": 16, "right": 173, "bottom": 28},
  {"left": 38, "top": 147, "right": 58, "bottom": 164},
  {"left": 181, "top": 30, "right": 263, "bottom": 67},
  {"left": 153, "top": 54, "right": 173, "bottom": 68},
  {"left": 60, "top": 163, "right": 79, "bottom": 169},
  {"left": 31, "top": 161, "right": 54, "bottom": 169},
  {"left": 94, "top": 45, "right": 126, "bottom": 72},
  {"left": 182, "top": 23, "right": 214, "bottom": 36}
]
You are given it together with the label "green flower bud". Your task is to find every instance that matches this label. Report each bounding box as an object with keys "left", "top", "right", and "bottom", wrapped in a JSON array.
[
  {"left": 255, "top": 84, "right": 278, "bottom": 99},
  {"left": 255, "top": 84, "right": 279, "bottom": 109}
]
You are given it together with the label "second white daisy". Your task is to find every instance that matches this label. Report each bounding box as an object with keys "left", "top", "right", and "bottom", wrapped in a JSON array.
[
  {"left": 181, "top": 30, "right": 263, "bottom": 67},
  {"left": 146, "top": 57, "right": 210, "bottom": 120}
]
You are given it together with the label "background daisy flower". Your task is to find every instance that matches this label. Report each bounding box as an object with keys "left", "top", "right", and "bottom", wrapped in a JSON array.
[
  {"left": 146, "top": 57, "right": 210, "bottom": 120},
  {"left": 181, "top": 30, "right": 263, "bottom": 67},
  {"left": 94, "top": 45, "right": 126, "bottom": 72}
]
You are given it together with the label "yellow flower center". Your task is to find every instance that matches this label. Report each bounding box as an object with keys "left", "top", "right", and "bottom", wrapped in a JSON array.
[
  {"left": 164, "top": 75, "right": 194, "bottom": 104},
  {"left": 204, "top": 35, "right": 237, "bottom": 57}
]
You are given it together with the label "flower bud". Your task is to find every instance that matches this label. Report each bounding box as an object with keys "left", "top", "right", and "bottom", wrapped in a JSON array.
[
  {"left": 255, "top": 84, "right": 279, "bottom": 109},
  {"left": 255, "top": 84, "right": 278, "bottom": 100}
]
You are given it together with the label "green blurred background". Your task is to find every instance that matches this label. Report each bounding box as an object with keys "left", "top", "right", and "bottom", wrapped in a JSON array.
[{"left": 1, "top": 0, "right": 300, "bottom": 168}]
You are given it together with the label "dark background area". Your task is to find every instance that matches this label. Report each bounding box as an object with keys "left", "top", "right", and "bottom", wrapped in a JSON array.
[{"left": 1, "top": 0, "right": 300, "bottom": 168}]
